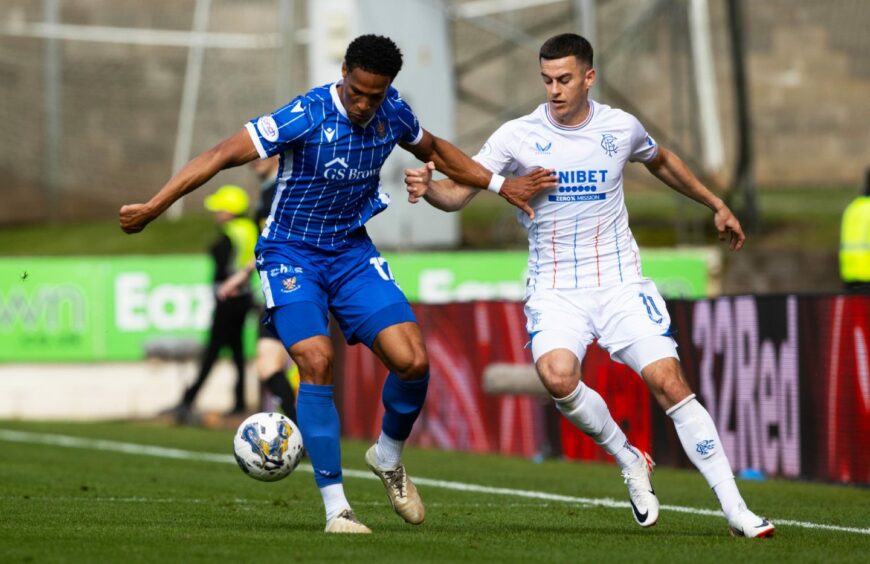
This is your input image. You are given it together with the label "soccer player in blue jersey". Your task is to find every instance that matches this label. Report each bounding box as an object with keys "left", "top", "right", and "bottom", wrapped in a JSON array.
[{"left": 121, "top": 34, "right": 555, "bottom": 534}]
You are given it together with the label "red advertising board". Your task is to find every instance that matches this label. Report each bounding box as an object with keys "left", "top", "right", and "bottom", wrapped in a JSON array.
[
  {"left": 338, "top": 302, "right": 545, "bottom": 457},
  {"left": 333, "top": 296, "right": 870, "bottom": 484}
]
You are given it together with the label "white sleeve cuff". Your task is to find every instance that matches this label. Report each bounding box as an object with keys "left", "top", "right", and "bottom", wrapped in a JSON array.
[
  {"left": 244, "top": 122, "right": 269, "bottom": 159},
  {"left": 407, "top": 126, "right": 424, "bottom": 146}
]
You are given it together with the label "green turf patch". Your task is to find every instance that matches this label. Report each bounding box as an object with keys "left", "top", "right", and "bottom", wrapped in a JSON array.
[
  {"left": 1, "top": 186, "right": 855, "bottom": 256},
  {"left": 0, "top": 421, "right": 868, "bottom": 562},
  {"left": 0, "top": 215, "right": 216, "bottom": 256},
  {"left": 459, "top": 185, "right": 855, "bottom": 251}
]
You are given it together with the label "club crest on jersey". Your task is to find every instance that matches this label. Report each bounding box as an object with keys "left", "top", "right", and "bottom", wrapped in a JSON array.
[
  {"left": 376, "top": 121, "right": 386, "bottom": 138},
  {"left": 280, "top": 276, "right": 299, "bottom": 294},
  {"left": 534, "top": 140, "right": 552, "bottom": 155},
  {"left": 601, "top": 133, "right": 618, "bottom": 157}
]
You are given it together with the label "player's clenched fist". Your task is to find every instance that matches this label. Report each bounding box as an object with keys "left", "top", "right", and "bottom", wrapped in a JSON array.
[
  {"left": 404, "top": 162, "right": 435, "bottom": 203},
  {"left": 119, "top": 203, "right": 157, "bottom": 234}
]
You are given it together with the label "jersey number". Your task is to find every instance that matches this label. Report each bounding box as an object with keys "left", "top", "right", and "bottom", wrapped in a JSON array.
[
  {"left": 638, "top": 293, "right": 664, "bottom": 324},
  {"left": 370, "top": 257, "right": 395, "bottom": 281}
]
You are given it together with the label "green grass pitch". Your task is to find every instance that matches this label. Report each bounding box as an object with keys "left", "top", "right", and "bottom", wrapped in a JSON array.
[{"left": 1, "top": 421, "right": 868, "bottom": 562}]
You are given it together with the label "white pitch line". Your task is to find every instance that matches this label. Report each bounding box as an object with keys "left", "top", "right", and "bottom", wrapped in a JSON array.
[
  {"left": 0, "top": 496, "right": 558, "bottom": 509},
  {"left": 1, "top": 429, "right": 868, "bottom": 536},
  {"left": 0, "top": 495, "right": 264, "bottom": 505}
]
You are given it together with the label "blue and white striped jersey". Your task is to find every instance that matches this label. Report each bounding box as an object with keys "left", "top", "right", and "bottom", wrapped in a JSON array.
[{"left": 245, "top": 81, "right": 423, "bottom": 248}]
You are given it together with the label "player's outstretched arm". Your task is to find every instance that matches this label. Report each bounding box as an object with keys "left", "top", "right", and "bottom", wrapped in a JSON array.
[
  {"left": 401, "top": 130, "right": 555, "bottom": 219},
  {"left": 404, "top": 162, "right": 478, "bottom": 212},
  {"left": 119, "top": 128, "right": 259, "bottom": 233},
  {"left": 644, "top": 146, "right": 746, "bottom": 251}
]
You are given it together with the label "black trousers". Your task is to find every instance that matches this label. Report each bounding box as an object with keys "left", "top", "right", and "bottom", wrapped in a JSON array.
[{"left": 182, "top": 294, "right": 251, "bottom": 411}]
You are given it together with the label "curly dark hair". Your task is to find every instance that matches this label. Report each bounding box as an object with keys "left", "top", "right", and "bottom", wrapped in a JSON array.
[
  {"left": 344, "top": 34, "right": 403, "bottom": 79},
  {"left": 539, "top": 33, "right": 593, "bottom": 67}
]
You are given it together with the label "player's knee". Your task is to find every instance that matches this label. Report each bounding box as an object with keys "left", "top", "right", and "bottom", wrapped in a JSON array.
[
  {"left": 291, "top": 346, "right": 333, "bottom": 384},
  {"left": 406, "top": 353, "right": 429, "bottom": 380},
  {"left": 536, "top": 354, "right": 579, "bottom": 398},
  {"left": 394, "top": 347, "right": 429, "bottom": 381}
]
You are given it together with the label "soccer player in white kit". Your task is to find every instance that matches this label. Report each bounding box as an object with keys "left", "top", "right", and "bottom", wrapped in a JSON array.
[{"left": 405, "top": 33, "right": 774, "bottom": 538}]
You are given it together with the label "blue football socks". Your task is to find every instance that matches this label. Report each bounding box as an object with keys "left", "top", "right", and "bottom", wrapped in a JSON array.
[
  {"left": 381, "top": 371, "right": 430, "bottom": 441},
  {"left": 296, "top": 383, "right": 343, "bottom": 488}
]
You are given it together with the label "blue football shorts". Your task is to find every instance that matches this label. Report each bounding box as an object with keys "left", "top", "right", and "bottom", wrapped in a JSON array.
[{"left": 254, "top": 233, "right": 416, "bottom": 349}]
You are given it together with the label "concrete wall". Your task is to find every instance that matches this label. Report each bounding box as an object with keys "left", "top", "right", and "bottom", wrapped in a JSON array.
[
  {"left": 1, "top": 0, "right": 867, "bottom": 225},
  {"left": 0, "top": 360, "right": 259, "bottom": 420}
]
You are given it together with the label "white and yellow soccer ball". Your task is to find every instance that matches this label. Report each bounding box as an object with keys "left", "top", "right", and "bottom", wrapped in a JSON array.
[{"left": 233, "top": 412, "right": 303, "bottom": 482}]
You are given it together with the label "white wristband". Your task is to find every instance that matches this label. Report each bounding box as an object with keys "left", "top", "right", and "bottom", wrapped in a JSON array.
[{"left": 487, "top": 174, "right": 505, "bottom": 194}]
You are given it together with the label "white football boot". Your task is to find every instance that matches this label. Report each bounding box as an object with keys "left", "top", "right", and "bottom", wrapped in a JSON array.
[
  {"left": 365, "top": 445, "right": 425, "bottom": 525},
  {"left": 621, "top": 449, "right": 660, "bottom": 527},
  {"left": 324, "top": 509, "right": 372, "bottom": 534},
  {"left": 728, "top": 507, "right": 775, "bottom": 538}
]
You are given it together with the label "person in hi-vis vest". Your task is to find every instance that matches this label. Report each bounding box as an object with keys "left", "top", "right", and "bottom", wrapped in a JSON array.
[
  {"left": 174, "top": 185, "right": 259, "bottom": 422},
  {"left": 840, "top": 168, "right": 870, "bottom": 291}
]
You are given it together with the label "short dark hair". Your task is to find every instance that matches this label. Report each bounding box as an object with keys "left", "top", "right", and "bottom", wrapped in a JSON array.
[
  {"left": 539, "top": 33, "right": 594, "bottom": 67},
  {"left": 344, "top": 34, "right": 403, "bottom": 79}
]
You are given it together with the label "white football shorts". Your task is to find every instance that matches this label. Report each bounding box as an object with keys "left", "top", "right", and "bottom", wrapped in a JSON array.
[{"left": 524, "top": 279, "right": 678, "bottom": 373}]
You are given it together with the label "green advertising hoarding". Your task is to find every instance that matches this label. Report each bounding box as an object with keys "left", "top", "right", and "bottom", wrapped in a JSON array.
[
  {"left": 0, "top": 256, "right": 215, "bottom": 362},
  {"left": 381, "top": 249, "right": 711, "bottom": 303},
  {"left": 0, "top": 250, "right": 711, "bottom": 362}
]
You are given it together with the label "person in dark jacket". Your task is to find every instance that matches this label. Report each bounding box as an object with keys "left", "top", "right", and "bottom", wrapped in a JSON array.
[{"left": 175, "top": 185, "right": 259, "bottom": 422}]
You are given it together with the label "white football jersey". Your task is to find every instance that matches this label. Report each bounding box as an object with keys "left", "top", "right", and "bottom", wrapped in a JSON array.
[{"left": 473, "top": 100, "right": 658, "bottom": 293}]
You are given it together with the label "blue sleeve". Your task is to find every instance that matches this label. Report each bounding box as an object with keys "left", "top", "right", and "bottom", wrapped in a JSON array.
[
  {"left": 245, "top": 97, "right": 313, "bottom": 159},
  {"left": 393, "top": 96, "right": 423, "bottom": 145}
]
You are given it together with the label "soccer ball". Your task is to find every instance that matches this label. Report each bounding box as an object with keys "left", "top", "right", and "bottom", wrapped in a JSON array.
[{"left": 233, "top": 412, "right": 304, "bottom": 482}]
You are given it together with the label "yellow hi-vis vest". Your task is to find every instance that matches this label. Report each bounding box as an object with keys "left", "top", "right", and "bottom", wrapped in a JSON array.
[
  {"left": 840, "top": 196, "right": 870, "bottom": 282},
  {"left": 224, "top": 216, "right": 258, "bottom": 273}
]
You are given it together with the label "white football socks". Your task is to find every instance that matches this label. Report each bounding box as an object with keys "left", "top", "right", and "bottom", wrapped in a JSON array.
[
  {"left": 667, "top": 394, "right": 746, "bottom": 518},
  {"left": 320, "top": 483, "right": 351, "bottom": 522},
  {"left": 375, "top": 431, "right": 404, "bottom": 469},
  {"left": 554, "top": 381, "right": 638, "bottom": 469}
]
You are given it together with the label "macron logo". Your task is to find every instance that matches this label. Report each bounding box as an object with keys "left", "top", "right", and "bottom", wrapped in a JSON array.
[
  {"left": 290, "top": 101, "right": 304, "bottom": 113},
  {"left": 324, "top": 127, "right": 336, "bottom": 142}
]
